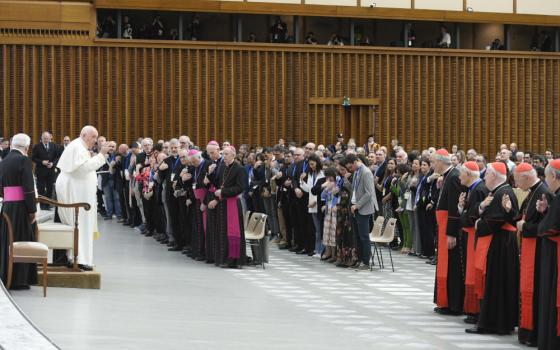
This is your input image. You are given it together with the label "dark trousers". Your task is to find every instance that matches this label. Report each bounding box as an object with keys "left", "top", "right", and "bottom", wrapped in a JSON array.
[
  {"left": 168, "top": 195, "right": 184, "bottom": 247},
  {"left": 122, "top": 180, "right": 130, "bottom": 222},
  {"left": 36, "top": 172, "right": 55, "bottom": 208},
  {"left": 281, "top": 197, "right": 294, "bottom": 247},
  {"left": 353, "top": 212, "right": 372, "bottom": 265}
]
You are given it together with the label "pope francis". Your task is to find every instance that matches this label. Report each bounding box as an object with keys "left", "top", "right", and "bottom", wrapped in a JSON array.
[{"left": 55, "top": 126, "right": 109, "bottom": 270}]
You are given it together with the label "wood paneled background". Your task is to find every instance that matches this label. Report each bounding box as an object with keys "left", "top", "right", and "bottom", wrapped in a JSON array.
[{"left": 1, "top": 41, "right": 559, "bottom": 156}]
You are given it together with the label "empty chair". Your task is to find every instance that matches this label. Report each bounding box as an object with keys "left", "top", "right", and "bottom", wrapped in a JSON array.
[
  {"left": 2, "top": 213, "right": 49, "bottom": 297},
  {"left": 245, "top": 213, "right": 268, "bottom": 269},
  {"left": 243, "top": 211, "right": 252, "bottom": 229},
  {"left": 369, "top": 216, "right": 385, "bottom": 270},
  {"left": 371, "top": 217, "right": 397, "bottom": 272}
]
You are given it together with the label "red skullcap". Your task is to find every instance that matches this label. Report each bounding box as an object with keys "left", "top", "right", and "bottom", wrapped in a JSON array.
[
  {"left": 550, "top": 159, "right": 560, "bottom": 170},
  {"left": 491, "top": 162, "right": 507, "bottom": 176},
  {"left": 436, "top": 149, "right": 450, "bottom": 157},
  {"left": 463, "top": 161, "right": 479, "bottom": 172},
  {"left": 207, "top": 140, "right": 219, "bottom": 147},
  {"left": 514, "top": 163, "right": 534, "bottom": 173}
]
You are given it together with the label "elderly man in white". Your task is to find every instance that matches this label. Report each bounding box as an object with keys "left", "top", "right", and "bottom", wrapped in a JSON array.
[{"left": 55, "top": 126, "right": 108, "bottom": 270}]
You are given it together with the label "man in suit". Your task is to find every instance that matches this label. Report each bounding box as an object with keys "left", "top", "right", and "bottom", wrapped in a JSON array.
[
  {"left": 343, "top": 153, "right": 377, "bottom": 270},
  {"left": 32, "top": 131, "right": 59, "bottom": 209}
]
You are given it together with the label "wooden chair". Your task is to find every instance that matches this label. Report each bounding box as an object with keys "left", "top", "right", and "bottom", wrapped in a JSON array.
[
  {"left": 2, "top": 213, "right": 49, "bottom": 297},
  {"left": 35, "top": 196, "right": 91, "bottom": 271}
]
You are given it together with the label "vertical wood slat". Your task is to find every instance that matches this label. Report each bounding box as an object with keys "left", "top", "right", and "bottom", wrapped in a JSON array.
[{"left": 1, "top": 44, "right": 559, "bottom": 158}]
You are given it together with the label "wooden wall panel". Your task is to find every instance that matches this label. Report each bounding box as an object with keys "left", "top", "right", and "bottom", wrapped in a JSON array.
[{"left": 1, "top": 43, "right": 559, "bottom": 158}]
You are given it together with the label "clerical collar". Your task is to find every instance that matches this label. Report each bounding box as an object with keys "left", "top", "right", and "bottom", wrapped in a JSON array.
[
  {"left": 490, "top": 181, "right": 508, "bottom": 194},
  {"left": 529, "top": 180, "right": 542, "bottom": 193},
  {"left": 442, "top": 166, "right": 453, "bottom": 176}
]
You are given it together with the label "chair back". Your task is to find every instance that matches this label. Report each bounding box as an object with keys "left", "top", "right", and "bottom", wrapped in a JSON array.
[
  {"left": 251, "top": 214, "right": 268, "bottom": 240},
  {"left": 243, "top": 211, "right": 252, "bottom": 229},
  {"left": 370, "top": 216, "right": 385, "bottom": 241},
  {"left": 245, "top": 212, "right": 264, "bottom": 235},
  {"left": 380, "top": 218, "right": 397, "bottom": 243}
]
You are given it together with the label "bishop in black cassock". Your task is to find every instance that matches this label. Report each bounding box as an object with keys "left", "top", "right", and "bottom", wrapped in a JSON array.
[{"left": 0, "top": 135, "right": 38, "bottom": 289}]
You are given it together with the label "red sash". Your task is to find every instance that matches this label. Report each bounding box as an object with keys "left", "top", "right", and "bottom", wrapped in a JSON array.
[
  {"left": 520, "top": 234, "right": 538, "bottom": 330},
  {"left": 549, "top": 236, "right": 560, "bottom": 336},
  {"left": 226, "top": 195, "right": 242, "bottom": 259},
  {"left": 463, "top": 227, "right": 479, "bottom": 314},
  {"left": 436, "top": 210, "right": 449, "bottom": 308},
  {"left": 474, "top": 223, "right": 517, "bottom": 300}
]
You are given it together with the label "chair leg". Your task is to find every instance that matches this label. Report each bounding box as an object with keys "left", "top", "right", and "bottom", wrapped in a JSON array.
[
  {"left": 388, "top": 246, "right": 395, "bottom": 272},
  {"left": 373, "top": 243, "right": 382, "bottom": 268},
  {"left": 6, "top": 256, "right": 13, "bottom": 290},
  {"left": 378, "top": 246, "right": 385, "bottom": 269},
  {"left": 42, "top": 260, "right": 48, "bottom": 297}
]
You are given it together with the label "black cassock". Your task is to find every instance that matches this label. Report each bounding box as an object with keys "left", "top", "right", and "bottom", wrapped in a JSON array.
[
  {"left": 459, "top": 179, "right": 489, "bottom": 316},
  {"left": 537, "top": 188, "right": 560, "bottom": 350},
  {"left": 190, "top": 160, "right": 209, "bottom": 260},
  {"left": 517, "top": 181, "right": 548, "bottom": 345},
  {"left": 213, "top": 161, "right": 247, "bottom": 266},
  {"left": 434, "top": 166, "right": 466, "bottom": 313},
  {"left": 0, "top": 150, "right": 38, "bottom": 287},
  {"left": 476, "top": 182, "right": 519, "bottom": 334}
]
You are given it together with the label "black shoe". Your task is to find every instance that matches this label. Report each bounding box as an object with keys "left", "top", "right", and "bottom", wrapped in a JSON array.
[
  {"left": 194, "top": 256, "right": 206, "bottom": 261},
  {"left": 465, "top": 327, "right": 486, "bottom": 334},
  {"left": 11, "top": 285, "right": 31, "bottom": 290},
  {"left": 168, "top": 246, "right": 181, "bottom": 252},
  {"left": 463, "top": 316, "right": 478, "bottom": 324},
  {"left": 335, "top": 261, "right": 348, "bottom": 268},
  {"left": 160, "top": 239, "right": 169, "bottom": 245},
  {"left": 117, "top": 218, "right": 126, "bottom": 223},
  {"left": 296, "top": 249, "right": 307, "bottom": 255},
  {"left": 166, "top": 242, "right": 175, "bottom": 247},
  {"left": 78, "top": 264, "right": 93, "bottom": 271},
  {"left": 205, "top": 260, "right": 215, "bottom": 264},
  {"left": 524, "top": 341, "right": 538, "bottom": 347},
  {"left": 434, "top": 307, "right": 461, "bottom": 316},
  {"left": 278, "top": 244, "right": 290, "bottom": 250},
  {"left": 103, "top": 216, "right": 112, "bottom": 221},
  {"left": 289, "top": 246, "right": 300, "bottom": 252}
]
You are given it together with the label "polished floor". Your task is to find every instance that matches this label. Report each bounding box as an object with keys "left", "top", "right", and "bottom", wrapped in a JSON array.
[{"left": 12, "top": 218, "right": 523, "bottom": 350}]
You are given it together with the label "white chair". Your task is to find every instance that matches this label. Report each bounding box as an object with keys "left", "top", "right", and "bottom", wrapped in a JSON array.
[
  {"left": 35, "top": 196, "right": 91, "bottom": 271},
  {"left": 371, "top": 218, "right": 397, "bottom": 272},
  {"left": 245, "top": 213, "right": 268, "bottom": 269},
  {"left": 243, "top": 211, "right": 252, "bottom": 229},
  {"left": 369, "top": 216, "right": 385, "bottom": 270}
]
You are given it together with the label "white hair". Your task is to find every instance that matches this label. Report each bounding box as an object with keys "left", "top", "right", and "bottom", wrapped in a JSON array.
[
  {"left": 545, "top": 164, "right": 560, "bottom": 180},
  {"left": 80, "top": 125, "right": 97, "bottom": 137},
  {"left": 190, "top": 151, "right": 202, "bottom": 160},
  {"left": 169, "top": 138, "right": 179, "bottom": 146},
  {"left": 487, "top": 163, "right": 507, "bottom": 181},
  {"left": 434, "top": 153, "right": 451, "bottom": 165},
  {"left": 460, "top": 165, "right": 480, "bottom": 179},
  {"left": 11, "top": 133, "right": 31, "bottom": 149},
  {"left": 142, "top": 138, "right": 153, "bottom": 146}
]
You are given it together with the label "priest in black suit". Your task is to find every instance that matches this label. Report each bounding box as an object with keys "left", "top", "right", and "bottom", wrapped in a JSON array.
[{"left": 31, "top": 131, "right": 59, "bottom": 209}]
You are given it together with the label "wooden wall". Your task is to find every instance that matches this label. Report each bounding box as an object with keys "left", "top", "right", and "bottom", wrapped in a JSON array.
[{"left": 1, "top": 41, "right": 559, "bottom": 157}]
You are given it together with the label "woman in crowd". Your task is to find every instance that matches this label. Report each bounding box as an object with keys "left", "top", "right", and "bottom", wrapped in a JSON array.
[
  {"left": 334, "top": 159, "right": 358, "bottom": 267},
  {"left": 416, "top": 158, "right": 436, "bottom": 259},
  {"left": 407, "top": 158, "right": 422, "bottom": 256},
  {"left": 301, "top": 154, "right": 325, "bottom": 257},
  {"left": 395, "top": 163, "right": 412, "bottom": 253},
  {"left": 381, "top": 158, "right": 397, "bottom": 242},
  {"left": 320, "top": 167, "right": 339, "bottom": 262}
]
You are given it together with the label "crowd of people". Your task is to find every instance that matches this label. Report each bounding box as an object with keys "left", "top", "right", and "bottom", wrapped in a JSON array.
[{"left": 1, "top": 129, "right": 560, "bottom": 349}]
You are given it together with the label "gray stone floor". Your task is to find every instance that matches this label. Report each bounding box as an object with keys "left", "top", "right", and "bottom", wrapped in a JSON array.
[{"left": 12, "top": 219, "right": 523, "bottom": 350}]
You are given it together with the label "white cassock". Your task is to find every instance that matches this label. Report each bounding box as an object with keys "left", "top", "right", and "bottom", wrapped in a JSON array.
[{"left": 55, "top": 138, "right": 106, "bottom": 266}]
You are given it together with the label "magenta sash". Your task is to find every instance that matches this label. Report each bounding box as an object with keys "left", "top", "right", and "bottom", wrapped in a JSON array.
[
  {"left": 3, "top": 186, "right": 24, "bottom": 202},
  {"left": 226, "top": 195, "right": 242, "bottom": 259},
  {"left": 209, "top": 185, "right": 217, "bottom": 193},
  {"left": 194, "top": 188, "right": 208, "bottom": 234}
]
